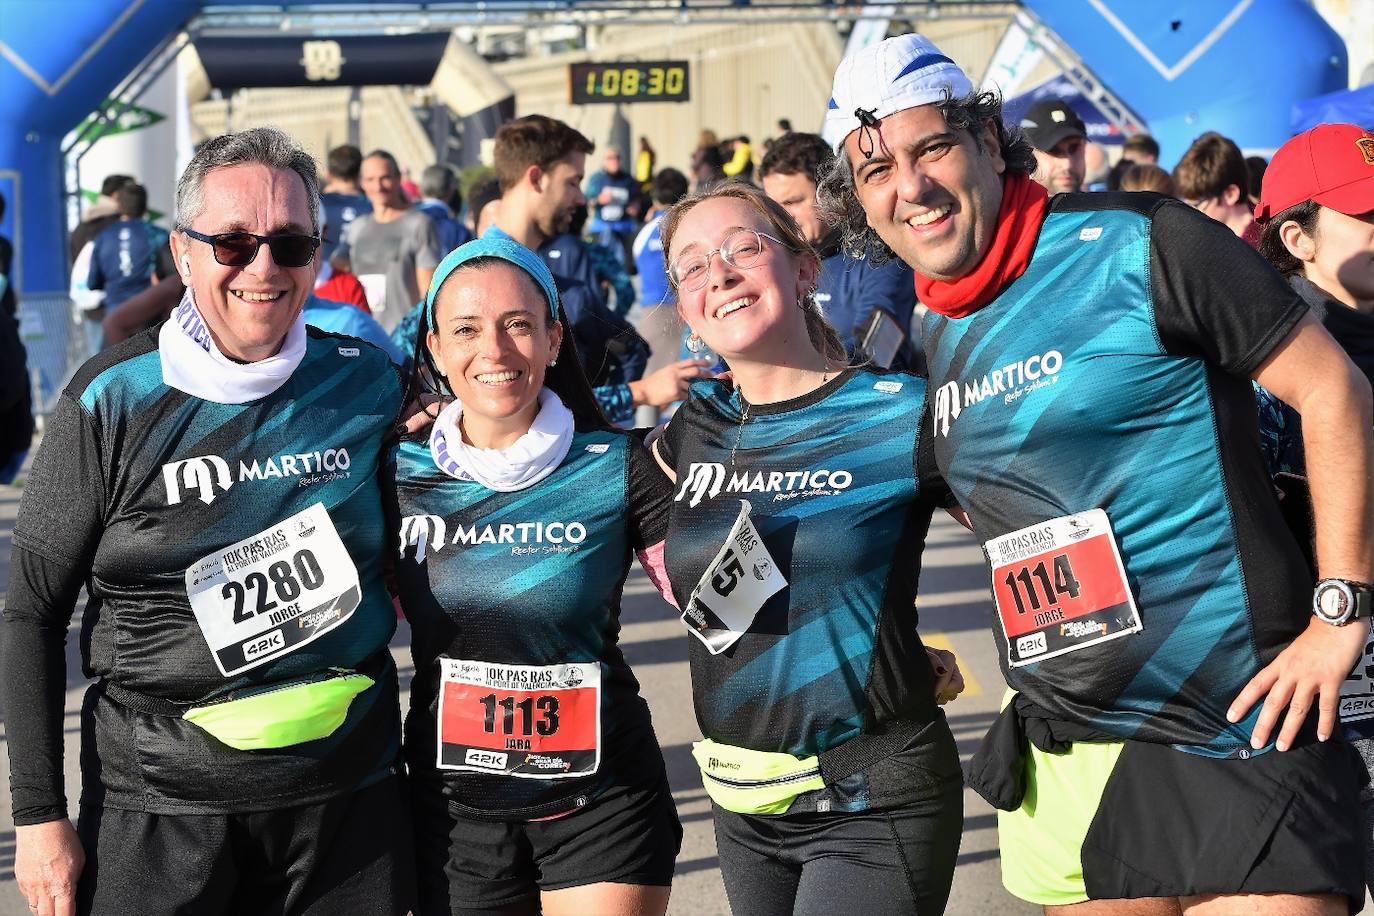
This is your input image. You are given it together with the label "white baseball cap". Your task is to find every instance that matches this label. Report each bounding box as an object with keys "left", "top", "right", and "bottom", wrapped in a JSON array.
[{"left": 823, "top": 33, "right": 973, "bottom": 153}]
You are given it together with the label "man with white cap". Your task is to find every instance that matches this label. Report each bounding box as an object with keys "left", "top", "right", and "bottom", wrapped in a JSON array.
[{"left": 818, "top": 32, "right": 1372, "bottom": 915}]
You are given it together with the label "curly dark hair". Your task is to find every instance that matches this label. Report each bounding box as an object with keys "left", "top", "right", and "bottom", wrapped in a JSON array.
[{"left": 816, "top": 90, "right": 1035, "bottom": 264}]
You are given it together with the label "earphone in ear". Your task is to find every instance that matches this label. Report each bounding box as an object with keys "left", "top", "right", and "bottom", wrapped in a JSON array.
[{"left": 180, "top": 255, "right": 191, "bottom": 278}]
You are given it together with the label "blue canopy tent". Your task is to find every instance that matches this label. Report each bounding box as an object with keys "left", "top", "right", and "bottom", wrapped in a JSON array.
[
  {"left": 1292, "top": 83, "right": 1374, "bottom": 134},
  {"left": 1026, "top": 0, "right": 1348, "bottom": 165}
]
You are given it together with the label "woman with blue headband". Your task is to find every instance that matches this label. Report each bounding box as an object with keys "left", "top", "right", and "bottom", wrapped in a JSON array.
[{"left": 393, "top": 236, "right": 681, "bottom": 916}]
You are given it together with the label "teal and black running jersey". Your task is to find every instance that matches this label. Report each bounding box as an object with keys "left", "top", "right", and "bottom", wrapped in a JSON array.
[
  {"left": 922, "top": 193, "right": 1312, "bottom": 757},
  {"left": 3, "top": 325, "right": 402, "bottom": 822},
  {"left": 659, "top": 369, "right": 958, "bottom": 812},
  {"left": 394, "top": 429, "right": 670, "bottom": 820}
]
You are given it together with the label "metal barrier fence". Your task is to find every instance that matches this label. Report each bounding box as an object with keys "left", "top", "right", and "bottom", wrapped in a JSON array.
[{"left": 19, "top": 293, "right": 85, "bottom": 421}]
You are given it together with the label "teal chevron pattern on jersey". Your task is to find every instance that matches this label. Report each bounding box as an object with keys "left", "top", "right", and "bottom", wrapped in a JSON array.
[
  {"left": 922, "top": 204, "right": 1309, "bottom": 757},
  {"left": 395, "top": 429, "right": 659, "bottom": 816},
  {"left": 49, "top": 325, "right": 405, "bottom": 812},
  {"left": 71, "top": 327, "right": 402, "bottom": 699},
  {"left": 662, "top": 369, "right": 943, "bottom": 782}
]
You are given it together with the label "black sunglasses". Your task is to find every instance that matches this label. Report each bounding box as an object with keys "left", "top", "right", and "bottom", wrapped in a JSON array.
[{"left": 181, "top": 228, "right": 320, "bottom": 269}]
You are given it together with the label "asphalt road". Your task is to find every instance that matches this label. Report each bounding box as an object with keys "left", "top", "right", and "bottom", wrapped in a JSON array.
[{"left": 0, "top": 463, "right": 1038, "bottom": 915}]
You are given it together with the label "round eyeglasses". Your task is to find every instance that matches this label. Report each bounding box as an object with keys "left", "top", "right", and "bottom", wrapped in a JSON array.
[{"left": 669, "top": 228, "right": 794, "bottom": 292}]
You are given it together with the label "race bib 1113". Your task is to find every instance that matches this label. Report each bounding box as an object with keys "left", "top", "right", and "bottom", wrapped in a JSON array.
[{"left": 437, "top": 659, "right": 601, "bottom": 779}]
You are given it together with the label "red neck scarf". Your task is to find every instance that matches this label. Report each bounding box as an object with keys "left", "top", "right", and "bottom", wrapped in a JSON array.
[{"left": 915, "top": 172, "right": 1049, "bottom": 319}]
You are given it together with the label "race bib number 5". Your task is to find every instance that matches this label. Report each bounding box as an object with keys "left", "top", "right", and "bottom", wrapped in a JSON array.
[
  {"left": 985, "top": 509, "right": 1142, "bottom": 667},
  {"left": 680, "top": 501, "right": 787, "bottom": 655},
  {"left": 185, "top": 502, "right": 361, "bottom": 676},
  {"left": 437, "top": 660, "right": 601, "bottom": 779}
]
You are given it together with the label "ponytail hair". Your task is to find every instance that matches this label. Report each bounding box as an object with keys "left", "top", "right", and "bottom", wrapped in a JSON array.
[{"left": 800, "top": 288, "right": 848, "bottom": 365}]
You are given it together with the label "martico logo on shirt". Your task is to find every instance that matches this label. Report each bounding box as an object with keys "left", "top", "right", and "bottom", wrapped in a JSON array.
[
  {"left": 161, "top": 448, "right": 352, "bottom": 506},
  {"left": 673, "top": 462, "right": 853, "bottom": 508},
  {"left": 399, "top": 514, "right": 588, "bottom": 560},
  {"left": 399, "top": 514, "right": 447, "bottom": 563},
  {"left": 933, "top": 350, "right": 1063, "bottom": 438}
]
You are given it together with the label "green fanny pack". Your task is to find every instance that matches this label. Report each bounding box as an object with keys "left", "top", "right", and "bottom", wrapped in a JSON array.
[
  {"left": 104, "top": 669, "right": 374, "bottom": 751},
  {"left": 691, "top": 739, "right": 826, "bottom": 815},
  {"left": 183, "top": 670, "right": 374, "bottom": 750}
]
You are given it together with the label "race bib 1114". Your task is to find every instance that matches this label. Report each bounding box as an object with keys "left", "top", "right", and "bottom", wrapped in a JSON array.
[
  {"left": 1340, "top": 631, "right": 1374, "bottom": 725},
  {"left": 985, "top": 509, "right": 1142, "bottom": 667}
]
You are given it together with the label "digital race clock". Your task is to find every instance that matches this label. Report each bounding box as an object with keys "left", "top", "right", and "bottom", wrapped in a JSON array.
[{"left": 569, "top": 61, "right": 690, "bottom": 104}]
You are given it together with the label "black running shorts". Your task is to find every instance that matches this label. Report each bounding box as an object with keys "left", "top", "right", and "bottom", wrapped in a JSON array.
[
  {"left": 411, "top": 775, "right": 682, "bottom": 915},
  {"left": 74, "top": 775, "right": 415, "bottom": 916}
]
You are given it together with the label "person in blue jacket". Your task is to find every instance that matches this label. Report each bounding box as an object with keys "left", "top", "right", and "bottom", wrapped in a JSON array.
[
  {"left": 304, "top": 293, "right": 404, "bottom": 364},
  {"left": 585, "top": 147, "right": 642, "bottom": 271},
  {"left": 759, "top": 132, "right": 917, "bottom": 369}
]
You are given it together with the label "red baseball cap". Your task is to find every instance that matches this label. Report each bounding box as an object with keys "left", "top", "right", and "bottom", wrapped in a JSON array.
[{"left": 1255, "top": 123, "right": 1374, "bottom": 223}]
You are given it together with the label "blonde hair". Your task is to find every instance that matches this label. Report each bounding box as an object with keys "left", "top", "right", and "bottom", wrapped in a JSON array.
[{"left": 659, "top": 181, "right": 847, "bottom": 364}]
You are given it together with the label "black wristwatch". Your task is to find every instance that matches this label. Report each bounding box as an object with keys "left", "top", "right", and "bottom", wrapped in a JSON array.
[{"left": 1312, "top": 578, "right": 1374, "bottom": 626}]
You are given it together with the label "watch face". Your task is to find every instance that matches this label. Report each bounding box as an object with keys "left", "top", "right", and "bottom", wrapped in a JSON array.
[{"left": 1316, "top": 583, "right": 1353, "bottom": 622}]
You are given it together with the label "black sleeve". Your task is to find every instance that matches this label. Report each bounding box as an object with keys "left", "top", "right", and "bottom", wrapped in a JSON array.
[
  {"left": 378, "top": 444, "right": 402, "bottom": 590},
  {"left": 375, "top": 369, "right": 405, "bottom": 588},
  {"left": 626, "top": 439, "right": 672, "bottom": 549},
  {"left": 376, "top": 356, "right": 406, "bottom": 427},
  {"left": 1149, "top": 200, "right": 1308, "bottom": 376},
  {"left": 0, "top": 236, "right": 14, "bottom": 318},
  {"left": 2, "top": 395, "right": 107, "bottom": 825},
  {"left": 915, "top": 404, "right": 956, "bottom": 509},
  {"left": 655, "top": 409, "right": 685, "bottom": 469}
]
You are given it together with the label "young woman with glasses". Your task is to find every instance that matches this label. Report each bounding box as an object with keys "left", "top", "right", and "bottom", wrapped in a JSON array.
[{"left": 649, "top": 181, "right": 967, "bottom": 915}]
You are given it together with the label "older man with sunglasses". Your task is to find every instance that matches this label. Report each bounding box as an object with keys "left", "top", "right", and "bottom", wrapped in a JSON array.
[{"left": 3, "top": 127, "right": 414, "bottom": 916}]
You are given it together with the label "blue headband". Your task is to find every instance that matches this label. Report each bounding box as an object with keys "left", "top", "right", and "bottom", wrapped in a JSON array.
[{"left": 424, "top": 233, "right": 561, "bottom": 330}]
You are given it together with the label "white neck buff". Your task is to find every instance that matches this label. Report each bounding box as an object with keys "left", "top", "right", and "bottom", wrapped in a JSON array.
[
  {"left": 159, "top": 288, "right": 306, "bottom": 404},
  {"left": 429, "top": 388, "right": 574, "bottom": 491}
]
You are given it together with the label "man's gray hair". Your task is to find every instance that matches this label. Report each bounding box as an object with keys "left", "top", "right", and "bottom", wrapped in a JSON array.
[
  {"left": 420, "top": 163, "right": 457, "bottom": 200},
  {"left": 816, "top": 90, "right": 1036, "bottom": 264},
  {"left": 175, "top": 127, "right": 321, "bottom": 236}
]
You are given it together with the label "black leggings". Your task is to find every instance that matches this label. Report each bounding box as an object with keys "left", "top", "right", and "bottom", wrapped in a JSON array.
[{"left": 712, "top": 783, "right": 964, "bottom": 916}]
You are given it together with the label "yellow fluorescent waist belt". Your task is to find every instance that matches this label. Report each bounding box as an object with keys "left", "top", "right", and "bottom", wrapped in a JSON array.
[
  {"left": 182, "top": 670, "right": 374, "bottom": 751},
  {"left": 691, "top": 738, "right": 825, "bottom": 815}
]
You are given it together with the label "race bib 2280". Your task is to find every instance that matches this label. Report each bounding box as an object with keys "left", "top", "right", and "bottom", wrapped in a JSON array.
[{"left": 185, "top": 502, "right": 361, "bottom": 676}]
